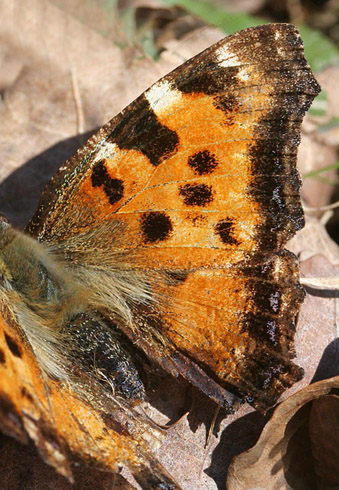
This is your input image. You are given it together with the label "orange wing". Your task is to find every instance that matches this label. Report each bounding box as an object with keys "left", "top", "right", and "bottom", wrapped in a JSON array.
[
  {"left": 0, "top": 312, "right": 181, "bottom": 488},
  {"left": 28, "top": 24, "right": 320, "bottom": 410}
]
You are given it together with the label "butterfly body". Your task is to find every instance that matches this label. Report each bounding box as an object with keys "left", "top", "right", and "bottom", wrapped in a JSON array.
[
  {"left": 0, "top": 24, "right": 320, "bottom": 488},
  {"left": 0, "top": 221, "right": 78, "bottom": 378},
  {"left": 0, "top": 219, "right": 149, "bottom": 401}
]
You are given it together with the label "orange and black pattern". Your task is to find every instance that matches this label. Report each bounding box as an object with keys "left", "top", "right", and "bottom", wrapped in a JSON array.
[
  {"left": 0, "top": 24, "right": 320, "bottom": 488},
  {"left": 29, "top": 24, "right": 319, "bottom": 409}
]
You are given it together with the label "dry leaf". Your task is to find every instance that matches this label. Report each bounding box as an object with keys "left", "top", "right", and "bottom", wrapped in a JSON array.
[
  {"left": 227, "top": 377, "right": 339, "bottom": 490},
  {"left": 309, "top": 394, "right": 339, "bottom": 486}
]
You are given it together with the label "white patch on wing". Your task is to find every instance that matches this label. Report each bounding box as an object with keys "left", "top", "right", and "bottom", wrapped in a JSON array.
[
  {"left": 238, "top": 220, "right": 256, "bottom": 243},
  {"left": 237, "top": 68, "right": 250, "bottom": 81},
  {"left": 145, "top": 80, "right": 182, "bottom": 115},
  {"left": 215, "top": 45, "right": 240, "bottom": 67},
  {"left": 93, "top": 142, "right": 119, "bottom": 163}
]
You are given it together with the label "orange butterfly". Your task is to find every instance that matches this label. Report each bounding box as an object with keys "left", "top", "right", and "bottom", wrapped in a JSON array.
[{"left": 0, "top": 23, "right": 319, "bottom": 487}]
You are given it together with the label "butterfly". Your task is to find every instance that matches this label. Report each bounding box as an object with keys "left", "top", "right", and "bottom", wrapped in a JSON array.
[{"left": 0, "top": 23, "right": 320, "bottom": 488}]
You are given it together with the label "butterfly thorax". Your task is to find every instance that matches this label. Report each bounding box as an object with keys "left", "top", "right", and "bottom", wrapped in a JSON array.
[{"left": 0, "top": 220, "right": 75, "bottom": 313}]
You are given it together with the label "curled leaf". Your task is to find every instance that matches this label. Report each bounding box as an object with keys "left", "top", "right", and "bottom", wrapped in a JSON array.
[{"left": 227, "top": 376, "right": 339, "bottom": 490}]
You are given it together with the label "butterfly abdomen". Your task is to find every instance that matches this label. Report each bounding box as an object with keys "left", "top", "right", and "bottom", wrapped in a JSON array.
[{"left": 63, "top": 312, "right": 146, "bottom": 401}]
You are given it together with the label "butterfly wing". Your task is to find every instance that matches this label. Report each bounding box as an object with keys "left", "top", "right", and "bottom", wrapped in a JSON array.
[
  {"left": 28, "top": 24, "right": 320, "bottom": 410},
  {"left": 0, "top": 311, "right": 181, "bottom": 488}
]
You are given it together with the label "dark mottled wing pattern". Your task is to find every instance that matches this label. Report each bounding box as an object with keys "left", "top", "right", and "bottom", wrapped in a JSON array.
[{"left": 28, "top": 24, "right": 320, "bottom": 411}]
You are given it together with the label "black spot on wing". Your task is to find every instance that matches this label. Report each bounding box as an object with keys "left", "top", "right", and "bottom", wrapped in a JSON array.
[
  {"left": 174, "top": 62, "right": 240, "bottom": 95},
  {"left": 179, "top": 183, "right": 213, "bottom": 206},
  {"left": 108, "top": 96, "right": 179, "bottom": 166},
  {"left": 140, "top": 212, "right": 173, "bottom": 243},
  {"left": 5, "top": 334, "right": 22, "bottom": 358},
  {"left": 91, "top": 159, "right": 108, "bottom": 187},
  {"left": 165, "top": 270, "right": 189, "bottom": 285},
  {"left": 91, "top": 160, "right": 124, "bottom": 205},
  {"left": 104, "top": 178, "right": 124, "bottom": 205},
  {"left": 0, "top": 348, "right": 5, "bottom": 364},
  {"left": 215, "top": 218, "right": 239, "bottom": 245},
  {"left": 188, "top": 150, "right": 219, "bottom": 175}
]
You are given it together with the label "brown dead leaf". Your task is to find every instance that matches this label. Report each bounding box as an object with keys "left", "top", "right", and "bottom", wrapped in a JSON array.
[
  {"left": 309, "top": 394, "right": 339, "bottom": 486},
  {"left": 299, "top": 131, "right": 338, "bottom": 210},
  {"left": 227, "top": 377, "right": 339, "bottom": 490},
  {"left": 314, "top": 94, "right": 339, "bottom": 149},
  {"left": 0, "top": 2, "right": 338, "bottom": 490},
  {"left": 289, "top": 216, "right": 339, "bottom": 265},
  {"left": 298, "top": 64, "right": 339, "bottom": 247}
]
